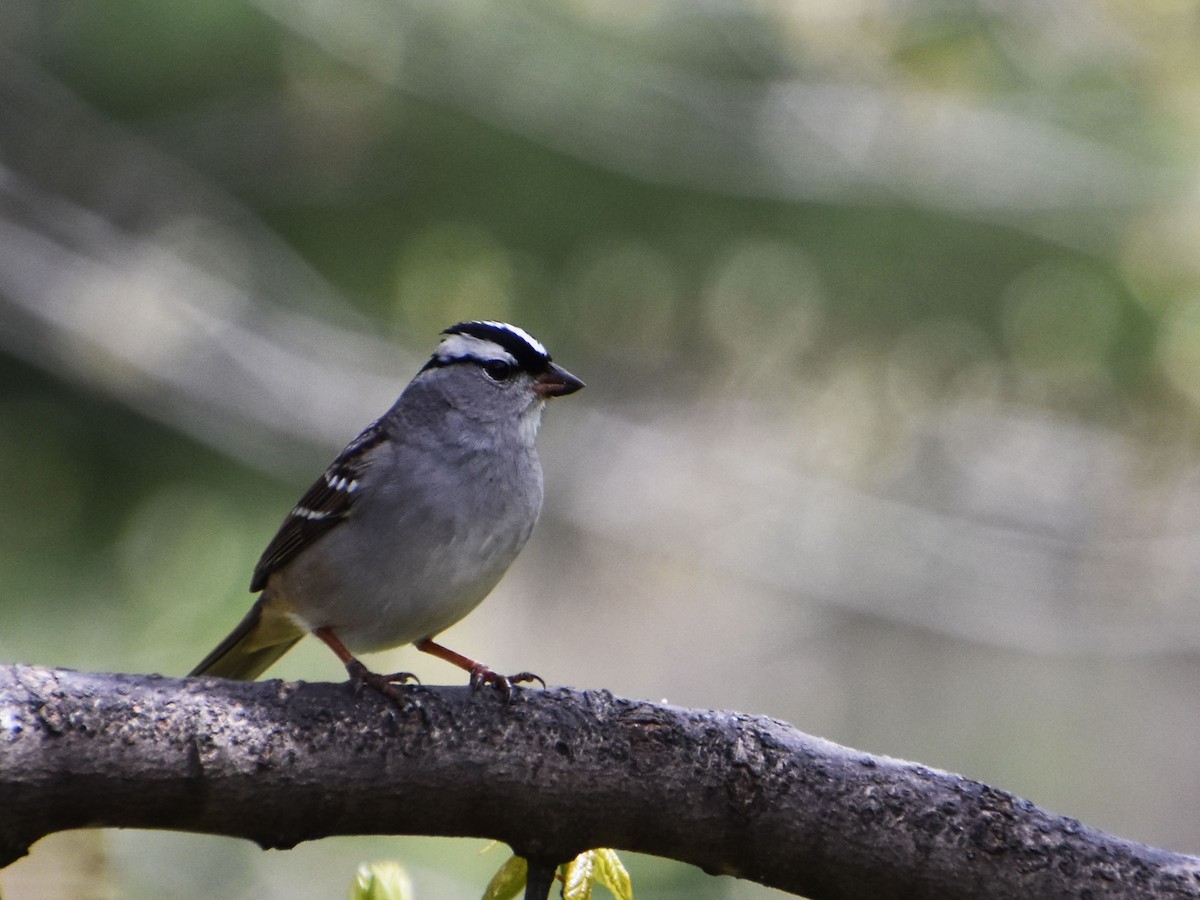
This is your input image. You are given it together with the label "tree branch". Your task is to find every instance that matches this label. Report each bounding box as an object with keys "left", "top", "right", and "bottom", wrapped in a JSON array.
[{"left": 2, "top": 664, "right": 1197, "bottom": 898}]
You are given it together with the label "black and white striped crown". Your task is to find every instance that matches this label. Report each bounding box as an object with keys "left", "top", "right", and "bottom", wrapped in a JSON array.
[{"left": 426, "top": 320, "right": 552, "bottom": 373}]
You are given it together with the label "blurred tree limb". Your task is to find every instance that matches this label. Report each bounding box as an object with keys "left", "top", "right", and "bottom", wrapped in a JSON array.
[{"left": 1, "top": 665, "right": 1197, "bottom": 899}]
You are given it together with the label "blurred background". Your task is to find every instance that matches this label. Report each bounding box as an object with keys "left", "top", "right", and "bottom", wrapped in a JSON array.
[{"left": 3, "top": 0, "right": 1200, "bottom": 897}]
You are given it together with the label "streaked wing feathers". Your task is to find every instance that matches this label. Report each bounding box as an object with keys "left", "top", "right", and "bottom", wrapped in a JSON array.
[{"left": 249, "top": 419, "right": 387, "bottom": 591}]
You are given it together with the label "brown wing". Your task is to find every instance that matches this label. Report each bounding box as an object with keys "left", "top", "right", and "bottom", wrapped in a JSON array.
[{"left": 249, "top": 418, "right": 388, "bottom": 591}]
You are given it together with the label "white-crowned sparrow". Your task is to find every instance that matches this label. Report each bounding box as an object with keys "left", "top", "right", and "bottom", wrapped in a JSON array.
[{"left": 189, "top": 320, "right": 583, "bottom": 696}]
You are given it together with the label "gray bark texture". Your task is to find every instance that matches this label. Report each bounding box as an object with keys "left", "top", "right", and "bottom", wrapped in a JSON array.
[{"left": 1, "top": 664, "right": 1198, "bottom": 898}]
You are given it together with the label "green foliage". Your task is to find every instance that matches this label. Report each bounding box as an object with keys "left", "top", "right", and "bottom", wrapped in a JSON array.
[
  {"left": 481, "top": 854, "right": 528, "bottom": 900},
  {"left": 482, "top": 851, "right": 633, "bottom": 900},
  {"left": 563, "top": 849, "right": 633, "bottom": 900},
  {"left": 348, "top": 861, "right": 413, "bottom": 900}
]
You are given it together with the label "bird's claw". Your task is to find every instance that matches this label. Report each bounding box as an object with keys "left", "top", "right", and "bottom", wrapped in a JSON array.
[
  {"left": 467, "top": 664, "right": 545, "bottom": 700},
  {"left": 346, "top": 659, "right": 420, "bottom": 700},
  {"left": 508, "top": 671, "right": 546, "bottom": 689}
]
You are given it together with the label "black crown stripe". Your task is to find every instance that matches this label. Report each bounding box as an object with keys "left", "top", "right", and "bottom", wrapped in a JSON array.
[{"left": 437, "top": 321, "right": 551, "bottom": 372}]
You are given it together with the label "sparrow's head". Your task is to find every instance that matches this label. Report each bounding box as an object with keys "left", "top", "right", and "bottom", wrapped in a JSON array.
[{"left": 417, "top": 320, "right": 584, "bottom": 436}]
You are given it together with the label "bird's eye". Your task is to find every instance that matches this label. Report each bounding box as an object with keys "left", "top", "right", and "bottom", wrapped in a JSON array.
[{"left": 482, "top": 360, "right": 515, "bottom": 381}]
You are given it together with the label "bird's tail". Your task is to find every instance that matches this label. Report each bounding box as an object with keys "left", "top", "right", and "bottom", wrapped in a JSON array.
[{"left": 189, "top": 596, "right": 304, "bottom": 681}]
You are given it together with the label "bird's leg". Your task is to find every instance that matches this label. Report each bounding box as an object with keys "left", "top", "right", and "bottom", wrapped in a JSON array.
[
  {"left": 414, "top": 637, "right": 544, "bottom": 699},
  {"left": 314, "top": 627, "right": 419, "bottom": 699}
]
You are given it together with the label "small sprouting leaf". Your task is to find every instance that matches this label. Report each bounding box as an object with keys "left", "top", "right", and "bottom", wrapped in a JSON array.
[
  {"left": 593, "top": 849, "right": 633, "bottom": 900},
  {"left": 561, "top": 849, "right": 633, "bottom": 900},
  {"left": 562, "top": 850, "right": 596, "bottom": 900},
  {"left": 349, "top": 861, "right": 412, "bottom": 900},
  {"left": 481, "top": 854, "right": 528, "bottom": 900}
]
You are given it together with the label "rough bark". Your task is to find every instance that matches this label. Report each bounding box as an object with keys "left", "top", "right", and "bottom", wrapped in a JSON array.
[{"left": 1, "top": 664, "right": 1197, "bottom": 898}]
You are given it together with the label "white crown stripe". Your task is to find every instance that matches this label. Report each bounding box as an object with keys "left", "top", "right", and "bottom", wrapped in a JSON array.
[
  {"left": 475, "top": 320, "right": 547, "bottom": 357},
  {"left": 435, "top": 333, "right": 519, "bottom": 365}
]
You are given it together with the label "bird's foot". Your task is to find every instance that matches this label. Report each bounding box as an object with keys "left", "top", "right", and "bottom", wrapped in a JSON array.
[
  {"left": 346, "top": 659, "right": 420, "bottom": 701},
  {"left": 411, "top": 637, "right": 544, "bottom": 701},
  {"left": 467, "top": 664, "right": 545, "bottom": 700}
]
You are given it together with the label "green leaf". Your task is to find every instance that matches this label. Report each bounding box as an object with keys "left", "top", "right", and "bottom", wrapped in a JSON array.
[
  {"left": 481, "top": 854, "right": 528, "bottom": 900},
  {"left": 593, "top": 850, "right": 633, "bottom": 900},
  {"left": 348, "top": 861, "right": 412, "bottom": 900},
  {"left": 562, "top": 851, "right": 595, "bottom": 900},
  {"left": 482, "top": 849, "right": 631, "bottom": 900},
  {"left": 561, "top": 849, "right": 633, "bottom": 900}
]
